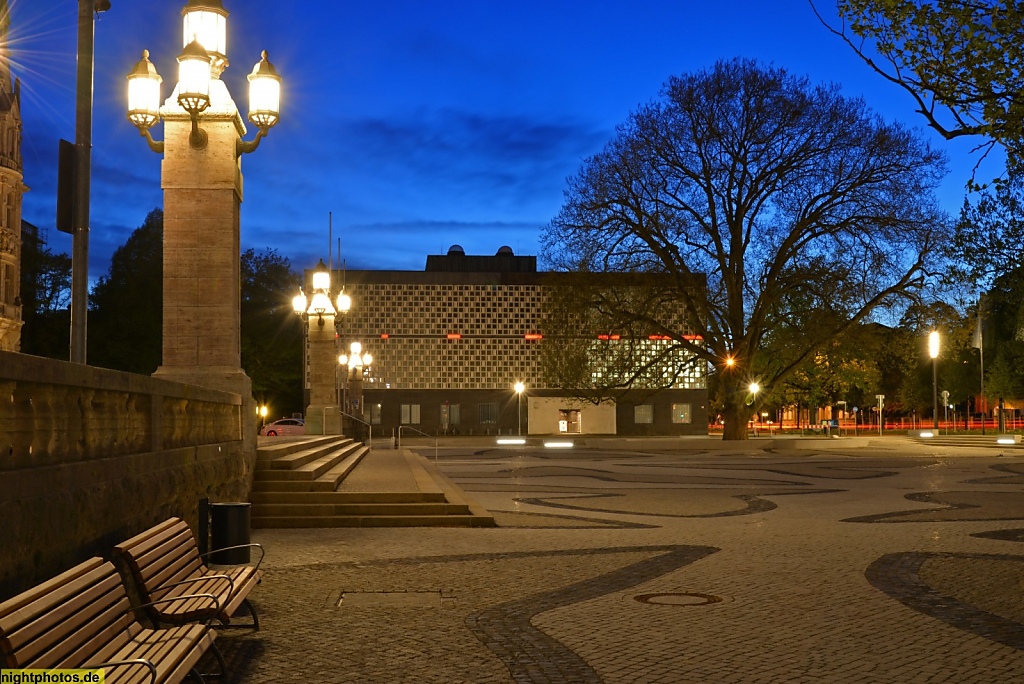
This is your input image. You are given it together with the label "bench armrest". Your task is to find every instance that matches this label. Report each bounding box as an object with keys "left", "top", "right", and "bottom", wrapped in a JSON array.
[
  {"left": 93, "top": 658, "right": 158, "bottom": 684},
  {"left": 201, "top": 542, "right": 266, "bottom": 572},
  {"left": 130, "top": 593, "right": 223, "bottom": 628}
]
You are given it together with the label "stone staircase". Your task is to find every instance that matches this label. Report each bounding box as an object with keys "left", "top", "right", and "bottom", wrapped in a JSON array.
[{"left": 250, "top": 436, "right": 493, "bottom": 528}]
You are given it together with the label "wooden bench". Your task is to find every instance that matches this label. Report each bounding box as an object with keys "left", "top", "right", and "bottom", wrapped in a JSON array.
[
  {"left": 0, "top": 557, "right": 219, "bottom": 683},
  {"left": 114, "top": 517, "right": 264, "bottom": 630}
]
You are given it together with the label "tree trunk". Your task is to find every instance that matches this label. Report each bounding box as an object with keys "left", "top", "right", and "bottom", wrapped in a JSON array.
[{"left": 720, "top": 388, "right": 750, "bottom": 440}]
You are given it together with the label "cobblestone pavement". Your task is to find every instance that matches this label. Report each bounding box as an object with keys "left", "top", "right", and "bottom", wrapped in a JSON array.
[{"left": 215, "top": 440, "right": 1024, "bottom": 682}]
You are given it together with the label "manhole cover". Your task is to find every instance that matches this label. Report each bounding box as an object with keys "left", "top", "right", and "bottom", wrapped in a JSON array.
[
  {"left": 634, "top": 592, "right": 723, "bottom": 606},
  {"left": 337, "top": 591, "right": 450, "bottom": 608}
]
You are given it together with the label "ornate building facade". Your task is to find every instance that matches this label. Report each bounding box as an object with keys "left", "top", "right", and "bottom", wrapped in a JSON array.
[{"left": 0, "top": 0, "right": 26, "bottom": 352}]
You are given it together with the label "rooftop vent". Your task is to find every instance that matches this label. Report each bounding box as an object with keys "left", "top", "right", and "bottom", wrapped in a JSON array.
[{"left": 447, "top": 245, "right": 465, "bottom": 255}]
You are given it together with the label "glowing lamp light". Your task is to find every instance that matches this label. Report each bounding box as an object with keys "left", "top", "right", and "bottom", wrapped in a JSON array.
[
  {"left": 544, "top": 441, "right": 574, "bottom": 449},
  {"left": 497, "top": 438, "right": 526, "bottom": 445},
  {"left": 182, "top": 0, "right": 228, "bottom": 73},
  {"left": 928, "top": 331, "right": 940, "bottom": 359},
  {"left": 248, "top": 51, "right": 282, "bottom": 129},
  {"left": 176, "top": 39, "right": 212, "bottom": 115},
  {"left": 292, "top": 290, "right": 307, "bottom": 315},
  {"left": 514, "top": 382, "right": 525, "bottom": 394},
  {"left": 749, "top": 382, "right": 760, "bottom": 394},
  {"left": 312, "top": 261, "right": 331, "bottom": 292},
  {"left": 337, "top": 291, "right": 352, "bottom": 313},
  {"left": 126, "top": 51, "right": 162, "bottom": 129}
]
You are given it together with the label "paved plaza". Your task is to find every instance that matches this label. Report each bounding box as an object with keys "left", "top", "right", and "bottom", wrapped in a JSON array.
[{"left": 218, "top": 438, "right": 1024, "bottom": 682}]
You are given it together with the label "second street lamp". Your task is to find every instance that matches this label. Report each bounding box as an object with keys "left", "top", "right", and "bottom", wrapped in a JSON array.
[
  {"left": 514, "top": 382, "right": 525, "bottom": 436},
  {"left": 929, "top": 331, "right": 940, "bottom": 431}
]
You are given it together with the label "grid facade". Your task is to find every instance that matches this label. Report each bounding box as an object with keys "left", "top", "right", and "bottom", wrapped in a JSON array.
[
  {"left": 340, "top": 281, "right": 545, "bottom": 390},
  {"left": 335, "top": 272, "right": 705, "bottom": 393}
]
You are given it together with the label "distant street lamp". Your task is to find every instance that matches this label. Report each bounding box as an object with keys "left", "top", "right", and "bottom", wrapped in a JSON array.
[
  {"left": 291, "top": 260, "right": 351, "bottom": 434},
  {"left": 514, "top": 381, "right": 525, "bottom": 436},
  {"left": 258, "top": 404, "right": 268, "bottom": 428},
  {"left": 339, "top": 341, "right": 373, "bottom": 420},
  {"left": 929, "top": 331, "right": 940, "bottom": 431}
]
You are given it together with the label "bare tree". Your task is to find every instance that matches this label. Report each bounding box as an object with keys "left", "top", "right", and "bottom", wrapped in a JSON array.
[{"left": 542, "top": 59, "right": 947, "bottom": 440}]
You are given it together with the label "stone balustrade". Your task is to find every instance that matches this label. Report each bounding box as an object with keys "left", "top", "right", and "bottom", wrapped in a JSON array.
[{"left": 0, "top": 351, "right": 256, "bottom": 600}]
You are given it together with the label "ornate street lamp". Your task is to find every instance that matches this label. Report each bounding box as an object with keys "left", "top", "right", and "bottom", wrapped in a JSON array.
[{"left": 126, "top": 1, "right": 281, "bottom": 153}]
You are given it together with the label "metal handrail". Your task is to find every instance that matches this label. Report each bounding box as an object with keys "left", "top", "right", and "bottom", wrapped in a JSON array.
[
  {"left": 320, "top": 406, "right": 337, "bottom": 435},
  {"left": 340, "top": 410, "right": 372, "bottom": 445},
  {"left": 397, "top": 425, "right": 438, "bottom": 462}
]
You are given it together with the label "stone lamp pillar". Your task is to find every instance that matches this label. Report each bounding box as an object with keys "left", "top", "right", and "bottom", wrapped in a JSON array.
[
  {"left": 305, "top": 309, "right": 341, "bottom": 435},
  {"left": 295, "top": 261, "right": 349, "bottom": 436},
  {"left": 126, "top": 1, "right": 281, "bottom": 453}
]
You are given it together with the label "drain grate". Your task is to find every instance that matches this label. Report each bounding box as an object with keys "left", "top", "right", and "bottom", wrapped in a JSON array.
[
  {"left": 335, "top": 591, "right": 456, "bottom": 609},
  {"left": 634, "top": 592, "right": 723, "bottom": 606}
]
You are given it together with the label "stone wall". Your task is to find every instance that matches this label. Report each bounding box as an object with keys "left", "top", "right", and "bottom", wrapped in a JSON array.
[{"left": 0, "top": 351, "right": 256, "bottom": 600}]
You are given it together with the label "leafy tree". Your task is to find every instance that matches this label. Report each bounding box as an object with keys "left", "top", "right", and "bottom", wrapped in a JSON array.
[
  {"left": 240, "top": 248, "right": 304, "bottom": 417},
  {"left": 950, "top": 163, "right": 1024, "bottom": 285},
  {"left": 814, "top": 0, "right": 1024, "bottom": 161},
  {"left": 542, "top": 59, "right": 947, "bottom": 439},
  {"left": 981, "top": 266, "right": 1024, "bottom": 405},
  {"left": 88, "top": 209, "right": 163, "bottom": 374},
  {"left": 19, "top": 240, "right": 72, "bottom": 360}
]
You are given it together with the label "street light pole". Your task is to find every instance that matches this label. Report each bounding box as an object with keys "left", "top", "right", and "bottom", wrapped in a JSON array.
[
  {"left": 514, "top": 382, "right": 525, "bottom": 436},
  {"left": 71, "top": 0, "right": 110, "bottom": 363},
  {"left": 929, "top": 331, "right": 940, "bottom": 431}
]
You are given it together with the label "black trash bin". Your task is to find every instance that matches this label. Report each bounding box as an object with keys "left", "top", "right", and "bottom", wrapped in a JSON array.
[{"left": 209, "top": 502, "right": 251, "bottom": 564}]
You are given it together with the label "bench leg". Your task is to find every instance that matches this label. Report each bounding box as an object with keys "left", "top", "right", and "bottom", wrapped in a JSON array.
[
  {"left": 244, "top": 597, "right": 260, "bottom": 631},
  {"left": 199, "top": 643, "right": 228, "bottom": 679}
]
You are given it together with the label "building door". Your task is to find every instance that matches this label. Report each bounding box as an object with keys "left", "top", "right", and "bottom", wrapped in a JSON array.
[{"left": 558, "top": 409, "right": 582, "bottom": 434}]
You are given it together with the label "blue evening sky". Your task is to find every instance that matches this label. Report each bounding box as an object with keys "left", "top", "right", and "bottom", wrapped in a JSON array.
[{"left": 10, "top": 1, "right": 998, "bottom": 279}]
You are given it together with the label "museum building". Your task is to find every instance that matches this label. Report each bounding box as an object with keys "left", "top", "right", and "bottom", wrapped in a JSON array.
[{"left": 314, "top": 246, "right": 708, "bottom": 437}]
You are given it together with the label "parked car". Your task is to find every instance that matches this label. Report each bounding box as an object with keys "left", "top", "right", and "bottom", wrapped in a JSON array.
[{"left": 260, "top": 418, "right": 305, "bottom": 437}]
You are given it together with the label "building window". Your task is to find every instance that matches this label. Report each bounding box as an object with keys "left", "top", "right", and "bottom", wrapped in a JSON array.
[
  {"left": 672, "top": 403, "right": 692, "bottom": 424},
  {"left": 401, "top": 404, "right": 420, "bottom": 425},
  {"left": 634, "top": 404, "right": 653, "bottom": 424},
  {"left": 478, "top": 403, "right": 498, "bottom": 424},
  {"left": 370, "top": 403, "right": 382, "bottom": 425}
]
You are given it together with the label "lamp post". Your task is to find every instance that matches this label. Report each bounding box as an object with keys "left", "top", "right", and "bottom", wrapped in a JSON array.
[
  {"left": 126, "top": 0, "right": 281, "bottom": 413},
  {"left": 514, "top": 381, "right": 525, "bottom": 436},
  {"left": 339, "top": 342, "right": 372, "bottom": 436},
  {"left": 748, "top": 382, "right": 760, "bottom": 436},
  {"left": 292, "top": 260, "right": 351, "bottom": 434},
  {"left": 929, "top": 331, "right": 940, "bottom": 431}
]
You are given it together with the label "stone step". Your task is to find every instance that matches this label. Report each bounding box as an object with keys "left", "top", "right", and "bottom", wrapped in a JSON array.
[
  {"left": 253, "top": 444, "right": 364, "bottom": 482},
  {"left": 251, "top": 514, "right": 495, "bottom": 529},
  {"left": 256, "top": 436, "right": 344, "bottom": 460},
  {"left": 250, "top": 502, "right": 472, "bottom": 517},
  {"left": 256, "top": 438, "right": 356, "bottom": 471},
  {"left": 310, "top": 446, "right": 370, "bottom": 492},
  {"left": 250, "top": 491, "right": 447, "bottom": 504}
]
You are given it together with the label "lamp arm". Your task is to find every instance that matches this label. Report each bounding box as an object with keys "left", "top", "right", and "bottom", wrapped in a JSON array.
[
  {"left": 236, "top": 127, "right": 268, "bottom": 155},
  {"left": 137, "top": 127, "right": 165, "bottom": 153}
]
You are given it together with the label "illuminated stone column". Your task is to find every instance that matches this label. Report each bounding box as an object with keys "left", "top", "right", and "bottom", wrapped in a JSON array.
[
  {"left": 305, "top": 312, "right": 341, "bottom": 435},
  {"left": 152, "top": 80, "right": 251, "bottom": 405}
]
